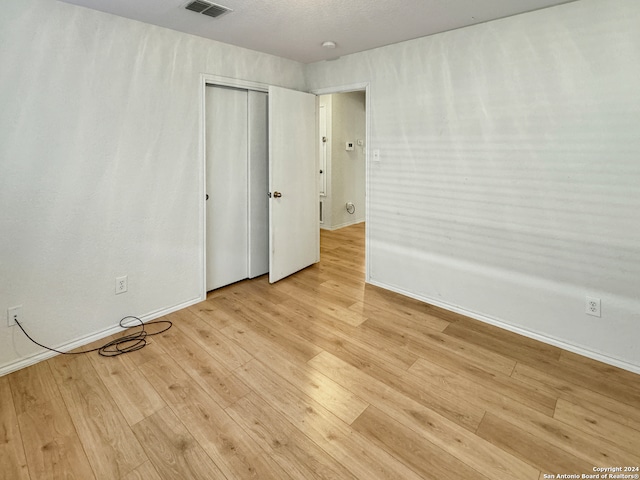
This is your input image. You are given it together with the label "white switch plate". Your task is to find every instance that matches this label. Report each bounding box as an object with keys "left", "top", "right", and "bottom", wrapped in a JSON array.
[{"left": 372, "top": 149, "right": 380, "bottom": 162}]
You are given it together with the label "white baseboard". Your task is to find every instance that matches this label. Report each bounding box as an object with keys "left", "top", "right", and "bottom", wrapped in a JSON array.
[
  {"left": 0, "top": 295, "right": 203, "bottom": 377},
  {"left": 368, "top": 279, "right": 640, "bottom": 375},
  {"left": 321, "top": 219, "right": 364, "bottom": 231}
]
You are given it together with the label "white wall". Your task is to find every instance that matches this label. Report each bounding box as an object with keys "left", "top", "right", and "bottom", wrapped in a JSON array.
[
  {"left": 306, "top": 0, "right": 640, "bottom": 371},
  {"left": 0, "top": 0, "right": 305, "bottom": 373}
]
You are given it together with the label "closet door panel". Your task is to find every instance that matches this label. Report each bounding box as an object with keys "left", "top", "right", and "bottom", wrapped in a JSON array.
[
  {"left": 248, "top": 90, "right": 269, "bottom": 278},
  {"left": 206, "top": 86, "right": 249, "bottom": 291}
]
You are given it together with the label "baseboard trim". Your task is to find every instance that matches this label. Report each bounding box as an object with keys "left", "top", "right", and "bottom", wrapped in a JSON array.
[
  {"left": 368, "top": 279, "right": 640, "bottom": 375},
  {"left": 0, "top": 295, "right": 203, "bottom": 377},
  {"left": 321, "top": 220, "right": 364, "bottom": 231}
]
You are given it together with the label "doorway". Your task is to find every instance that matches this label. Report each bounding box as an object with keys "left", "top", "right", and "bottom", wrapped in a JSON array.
[
  {"left": 318, "top": 90, "right": 366, "bottom": 231},
  {"left": 313, "top": 83, "right": 370, "bottom": 284}
]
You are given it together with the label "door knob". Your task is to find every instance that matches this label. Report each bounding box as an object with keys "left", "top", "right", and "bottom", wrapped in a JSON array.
[{"left": 273, "top": 191, "right": 282, "bottom": 198}]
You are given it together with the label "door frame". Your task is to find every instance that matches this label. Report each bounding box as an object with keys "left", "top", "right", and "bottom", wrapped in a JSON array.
[
  {"left": 311, "top": 83, "right": 371, "bottom": 283},
  {"left": 198, "top": 76, "right": 371, "bottom": 299},
  {"left": 199, "top": 74, "right": 270, "bottom": 299}
]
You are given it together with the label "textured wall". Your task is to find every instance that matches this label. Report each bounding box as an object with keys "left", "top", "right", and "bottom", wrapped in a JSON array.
[
  {"left": 0, "top": 0, "right": 305, "bottom": 372},
  {"left": 306, "top": 0, "right": 640, "bottom": 370}
]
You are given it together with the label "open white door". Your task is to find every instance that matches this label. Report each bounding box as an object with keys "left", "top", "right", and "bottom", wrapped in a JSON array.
[{"left": 269, "top": 86, "right": 319, "bottom": 283}]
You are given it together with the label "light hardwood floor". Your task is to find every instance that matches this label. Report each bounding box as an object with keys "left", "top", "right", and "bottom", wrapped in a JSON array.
[{"left": 2, "top": 222, "right": 640, "bottom": 479}]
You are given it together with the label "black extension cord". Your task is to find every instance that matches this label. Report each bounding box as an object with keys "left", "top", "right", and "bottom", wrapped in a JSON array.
[{"left": 14, "top": 316, "right": 172, "bottom": 357}]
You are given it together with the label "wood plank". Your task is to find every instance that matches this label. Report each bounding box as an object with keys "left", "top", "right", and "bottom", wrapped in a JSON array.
[
  {"left": 272, "top": 276, "right": 358, "bottom": 311},
  {"left": 408, "top": 357, "right": 557, "bottom": 417},
  {"left": 553, "top": 398, "right": 640, "bottom": 455},
  {"left": 352, "top": 405, "right": 492, "bottom": 480},
  {"left": 0, "top": 376, "right": 30, "bottom": 480},
  {"left": 308, "top": 351, "right": 539, "bottom": 480},
  {"left": 140, "top": 356, "right": 290, "bottom": 480},
  {"left": 555, "top": 351, "right": 640, "bottom": 406},
  {"left": 278, "top": 305, "right": 485, "bottom": 430},
  {"left": 132, "top": 407, "right": 226, "bottom": 480},
  {"left": 187, "top": 299, "right": 241, "bottom": 330},
  {"left": 560, "top": 350, "right": 640, "bottom": 390},
  {"left": 253, "top": 348, "right": 369, "bottom": 425},
  {"left": 240, "top": 287, "right": 369, "bottom": 338},
  {"left": 9, "top": 360, "right": 63, "bottom": 416},
  {"left": 114, "top": 330, "right": 169, "bottom": 371},
  {"left": 361, "top": 361, "right": 485, "bottom": 432},
  {"left": 214, "top": 295, "right": 324, "bottom": 363},
  {"left": 362, "top": 316, "right": 516, "bottom": 377},
  {"left": 186, "top": 300, "right": 226, "bottom": 329},
  {"left": 47, "top": 355, "right": 147, "bottom": 479},
  {"left": 317, "top": 278, "right": 367, "bottom": 305},
  {"left": 170, "top": 308, "right": 254, "bottom": 371},
  {"left": 361, "top": 283, "right": 463, "bottom": 323},
  {"left": 355, "top": 301, "right": 450, "bottom": 333},
  {"left": 476, "top": 412, "right": 594, "bottom": 475},
  {"left": 302, "top": 292, "right": 368, "bottom": 327},
  {"left": 512, "top": 363, "right": 640, "bottom": 432},
  {"left": 152, "top": 323, "right": 250, "bottom": 408},
  {"left": 276, "top": 298, "right": 418, "bottom": 371},
  {"left": 227, "top": 393, "right": 356, "bottom": 480},
  {"left": 88, "top": 353, "right": 166, "bottom": 426},
  {"left": 240, "top": 277, "right": 293, "bottom": 305},
  {"left": 488, "top": 391, "right": 640, "bottom": 467},
  {"left": 232, "top": 293, "right": 483, "bottom": 434},
  {"left": 443, "top": 319, "right": 563, "bottom": 367},
  {"left": 317, "top": 262, "right": 365, "bottom": 285},
  {"left": 121, "top": 461, "right": 163, "bottom": 480},
  {"left": 233, "top": 359, "right": 427, "bottom": 480},
  {"left": 314, "top": 339, "right": 484, "bottom": 431},
  {"left": 9, "top": 361, "right": 96, "bottom": 480}
]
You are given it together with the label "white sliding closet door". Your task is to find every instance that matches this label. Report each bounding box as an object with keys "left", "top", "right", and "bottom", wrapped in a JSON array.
[
  {"left": 206, "top": 83, "right": 316, "bottom": 290},
  {"left": 206, "top": 86, "right": 249, "bottom": 291}
]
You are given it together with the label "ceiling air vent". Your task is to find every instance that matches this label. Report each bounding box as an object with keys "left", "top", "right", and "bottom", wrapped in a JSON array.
[{"left": 185, "top": 0, "right": 232, "bottom": 18}]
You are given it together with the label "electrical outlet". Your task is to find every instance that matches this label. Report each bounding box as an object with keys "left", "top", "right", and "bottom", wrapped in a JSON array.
[
  {"left": 116, "top": 275, "right": 128, "bottom": 295},
  {"left": 7, "top": 305, "right": 22, "bottom": 327},
  {"left": 586, "top": 296, "right": 601, "bottom": 317}
]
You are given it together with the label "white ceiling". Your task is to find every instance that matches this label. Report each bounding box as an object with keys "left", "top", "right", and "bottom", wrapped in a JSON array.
[{"left": 58, "top": 0, "right": 578, "bottom": 64}]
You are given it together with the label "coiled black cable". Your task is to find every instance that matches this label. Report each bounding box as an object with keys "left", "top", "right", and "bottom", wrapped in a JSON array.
[{"left": 14, "top": 316, "right": 172, "bottom": 357}]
